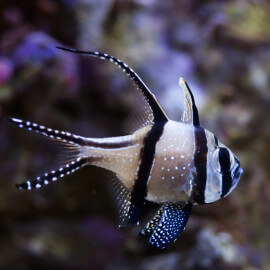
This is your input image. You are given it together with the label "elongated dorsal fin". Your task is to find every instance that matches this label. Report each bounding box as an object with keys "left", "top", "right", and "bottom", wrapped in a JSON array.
[
  {"left": 179, "top": 78, "right": 200, "bottom": 126},
  {"left": 56, "top": 46, "right": 169, "bottom": 124}
]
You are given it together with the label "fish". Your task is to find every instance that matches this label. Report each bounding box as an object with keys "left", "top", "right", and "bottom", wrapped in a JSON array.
[{"left": 8, "top": 46, "right": 243, "bottom": 249}]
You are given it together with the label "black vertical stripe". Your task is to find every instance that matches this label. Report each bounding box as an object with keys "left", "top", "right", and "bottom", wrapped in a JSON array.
[
  {"left": 193, "top": 127, "right": 208, "bottom": 204},
  {"left": 127, "top": 121, "right": 166, "bottom": 225},
  {"left": 219, "top": 148, "right": 232, "bottom": 198},
  {"left": 214, "top": 135, "right": 218, "bottom": 145}
]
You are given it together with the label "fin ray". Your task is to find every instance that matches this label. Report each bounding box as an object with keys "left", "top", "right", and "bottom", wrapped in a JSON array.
[
  {"left": 16, "top": 158, "right": 87, "bottom": 190},
  {"left": 108, "top": 175, "right": 134, "bottom": 227},
  {"left": 139, "top": 206, "right": 164, "bottom": 237},
  {"left": 8, "top": 118, "right": 86, "bottom": 146}
]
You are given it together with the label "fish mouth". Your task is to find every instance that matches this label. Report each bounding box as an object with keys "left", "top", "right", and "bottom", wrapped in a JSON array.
[{"left": 233, "top": 162, "right": 243, "bottom": 182}]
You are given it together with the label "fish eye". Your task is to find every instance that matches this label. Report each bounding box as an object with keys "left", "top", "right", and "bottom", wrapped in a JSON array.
[{"left": 212, "top": 147, "right": 235, "bottom": 173}]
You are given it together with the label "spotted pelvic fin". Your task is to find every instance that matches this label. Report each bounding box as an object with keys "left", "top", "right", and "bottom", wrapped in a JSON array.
[
  {"left": 140, "top": 202, "right": 192, "bottom": 249},
  {"left": 139, "top": 205, "right": 165, "bottom": 237},
  {"left": 179, "top": 78, "right": 200, "bottom": 127},
  {"left": 56, "top": 46, "right": 169, "bottom": 125}
]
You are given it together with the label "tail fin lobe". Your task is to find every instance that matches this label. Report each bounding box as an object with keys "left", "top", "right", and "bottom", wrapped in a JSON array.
[
  {"left": 8, "top": 118, "right": 86, "bottom": 146},
  {"left": 16, "top": 157, "right": 87, "bottom": 190}
]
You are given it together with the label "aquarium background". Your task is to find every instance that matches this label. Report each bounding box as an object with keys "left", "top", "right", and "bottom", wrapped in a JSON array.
[{"left": 0, "top": 1, "right": 270, "bottom": 269}]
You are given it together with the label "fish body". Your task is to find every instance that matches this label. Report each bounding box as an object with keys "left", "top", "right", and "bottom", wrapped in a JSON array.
[{"left": 9, "top": 47, "right": 243, "bottom": 249}]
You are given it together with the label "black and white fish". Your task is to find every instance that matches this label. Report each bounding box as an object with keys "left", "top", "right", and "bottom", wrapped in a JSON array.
[{"left": 9, "top": 47, "right": 243, "bottom": 249}]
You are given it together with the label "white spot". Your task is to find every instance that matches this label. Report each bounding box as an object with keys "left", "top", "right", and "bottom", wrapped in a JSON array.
[
  {"left": 33, "top": 123, "right": 38, "bottom": 127},
  {"left": 66, "top": 132, "right": 71, "bottom": 136},
  {"left": 181, "top": 155, "right": 185, "bottom": 159},
  {"left": 161, "top": 167, "right": 164, "bottom": 170},
  {"left": 171, "top": 156, "right": 175, "bottom": 160},
  {"left": 54, "top": 130, "right": 59, "bottom": 134},
  {"left": 175, "top": 166, "right": 178, "bottom": 170},
  {"left": 19, "top": 124, "right": 23, "bottom": 128},
  {"left": 44, "top": 180, "right": 49, "bottom": 185},
  {"left": 11, "top": 118, "right": 22, "bottom": 123},
  {"left": 52, "top": 177, "right": 57, "bottom": 181},
  {"left": 36, "top": 184, "right": 41, "bottom": 189},
  {"left": 40, "top": 126, "right": 45, "bottom": 129},
  {"left": 51, "top": 170, "right": 55, "bottom": 174},
  {"left": 164, "top": 157, "right": 167, "bottom": 161},
  {"left": 27, "top": 181, "right": 31, "bottom": 190},
  {"left": 26, "top": 121, "right": 30, "bottom": 126},
  {"left": 183, "top": 167, "right": 186, "bottom": 170}
]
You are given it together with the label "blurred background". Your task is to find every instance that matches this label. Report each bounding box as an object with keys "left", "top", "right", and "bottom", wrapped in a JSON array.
[{"left": 0, "top": 0, "right": 270, "bottom": 269}]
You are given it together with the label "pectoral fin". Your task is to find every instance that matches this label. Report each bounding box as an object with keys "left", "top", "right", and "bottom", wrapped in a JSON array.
[
  {"left": 109, "top": 175, "right": 140, "bottom": 227},
  {"left": 179, "top": 78, "right": 200, "bottom": 126},
  {"left": 140, "top": 202, "right": 192, "bottom": 249}
]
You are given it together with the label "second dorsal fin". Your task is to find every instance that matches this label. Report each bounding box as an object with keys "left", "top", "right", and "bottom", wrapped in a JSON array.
[
  {"left": 56, "top": 46, "right": 169, "bottom": 125},
  {"left": 179, "top": 78, "right": 200, "bottom": 126}
]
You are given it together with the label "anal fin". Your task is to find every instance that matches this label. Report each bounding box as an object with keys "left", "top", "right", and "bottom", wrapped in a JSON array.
[{"left": 140, "top": 202, "right": 192, "bottom": 249}]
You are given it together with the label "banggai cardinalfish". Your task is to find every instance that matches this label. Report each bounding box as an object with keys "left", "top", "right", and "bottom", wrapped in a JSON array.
[{"left": 9, "top": 47, "right": 243, "bottom": 249}]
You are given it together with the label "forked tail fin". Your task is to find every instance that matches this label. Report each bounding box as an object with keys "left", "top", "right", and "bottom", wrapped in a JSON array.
[{"left": 8, "top": 117, "right": 90, "bottom": 189}]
